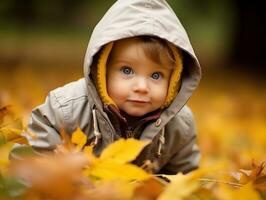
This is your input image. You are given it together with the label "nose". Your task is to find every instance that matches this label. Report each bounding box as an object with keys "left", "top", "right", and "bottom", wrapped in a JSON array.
[{"left": 133, "top": 77, "right": 149, "bottom": 93}]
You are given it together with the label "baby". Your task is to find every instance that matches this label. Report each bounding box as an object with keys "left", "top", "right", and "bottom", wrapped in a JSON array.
[{"left": 25, "top": 0, "right": 202, "bottom": 174}]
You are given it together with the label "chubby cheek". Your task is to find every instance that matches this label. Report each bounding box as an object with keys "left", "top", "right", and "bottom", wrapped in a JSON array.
[
  {"left": 107, "top": 78, "right": 128, "bottom": 104},
  {"left": 153, "top": 90, "right": 167, "bottom": 107},
  {"left": 151, "top": 83, "right": 168, "bottom": 106}
]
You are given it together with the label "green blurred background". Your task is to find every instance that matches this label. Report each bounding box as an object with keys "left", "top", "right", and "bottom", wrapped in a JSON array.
[
  {"left": 0, "top": 0, "right": 265, "bottom": 167},
  {"left": 1, "top": 0, "right": 265, "bottom": 74}
]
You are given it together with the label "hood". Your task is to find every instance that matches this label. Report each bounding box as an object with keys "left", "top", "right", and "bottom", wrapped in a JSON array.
[{"left": 83, "top": 0, "right": 201, "bottom": 117}]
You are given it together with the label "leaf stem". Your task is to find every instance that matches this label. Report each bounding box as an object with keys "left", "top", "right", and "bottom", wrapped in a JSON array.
[{"left": 199, "top": 178, "right": 244, "bottom": 188}]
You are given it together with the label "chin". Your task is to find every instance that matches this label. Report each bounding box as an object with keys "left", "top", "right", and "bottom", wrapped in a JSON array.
[{"left": 125, "top": 110, "right": 148, "bottom": 117}]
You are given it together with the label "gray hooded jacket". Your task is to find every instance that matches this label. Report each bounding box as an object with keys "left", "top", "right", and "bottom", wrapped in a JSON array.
[{"left": 26, "top": 0, "right": 201, "bottom": 174}]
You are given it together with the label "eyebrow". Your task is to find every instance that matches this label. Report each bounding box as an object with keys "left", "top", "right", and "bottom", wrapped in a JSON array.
[
  {"left": 110, "top": 58, "right": 137, "bottom": 64},
  {"left": 112, "top": 59, "right": 173, "bottom": 71}
]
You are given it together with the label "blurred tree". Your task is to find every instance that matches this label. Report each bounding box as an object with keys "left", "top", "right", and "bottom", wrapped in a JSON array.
[
  {"left": 0, "top": 0, "right": 265, "bottom": 76},
  {"left": 230, "top": 0, "right": 266, "bottom": 75},
  {"left": 0, "top": 0, "right": 116, "bottom": 28},
  {"left": 0, "top": 0, "right": 36, "bottom": 25},
  {"left": 168, "top": 0, "right": 235, "bottom": 68}
]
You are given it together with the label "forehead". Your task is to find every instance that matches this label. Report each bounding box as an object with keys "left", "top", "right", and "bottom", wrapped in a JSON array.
[
  {"left": 110, "top": 38, "right": 140, "bottom": 58},
  {"left": 108, "top": 37, "right": 173, "bottom": 70}
]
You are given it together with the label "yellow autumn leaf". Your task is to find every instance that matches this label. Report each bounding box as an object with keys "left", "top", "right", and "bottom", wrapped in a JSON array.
[
  {"left": 236, "top": 183, "right": 262, "bottom": 200},
  {"left": 83, "top": 145, "right": 97, "bottom": 163},
  {"left": 88, "top": 160, "right": 150, "bottom": 181},
  {"left": 158, "top": 162, "right": 227, "bottom": 184},
  {"left": 84, "top": 145, "right": 93, "bottom": 155},
  {"left": 87, "top": 180, "right": 135, "bottom": 200},
  {"left": 0, "top": 142, "right": 14, "bottom": 175},
  {"left": 100, "top": 138, "right": 150, "bottom": 164},
  {"left": 71, "top": 127, "right": 87, "bottom": 150},
  {"left": 217, "top": 183, "right": 261, "bottom": 200},
  {"left": 83, "top": 139, "right": 150, "bottom": 181},
  {"left": 0, "top": 127, "right": 28, "bottom": 145},
  {"left": 10, "top": 153, "right": 90, "bottom": 199},
  {"left": 0, "top": 105, "right": 14, "bottom": 124},
  {"left": 158, "top": 173, "right": 199, "bottom": 200}
]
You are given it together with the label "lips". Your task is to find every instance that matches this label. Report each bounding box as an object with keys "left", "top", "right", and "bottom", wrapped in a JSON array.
[{"left": 128, "top": 99, "right": 149, "bottom": 103}]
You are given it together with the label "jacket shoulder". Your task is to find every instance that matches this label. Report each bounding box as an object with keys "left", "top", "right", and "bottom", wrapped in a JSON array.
[
  {"left": 51, "top": 78, "right": 88, "bottom": 105},
  {"left": 167, "top": 105, "right": 196, "bottom": 141},
  {"left": 48, "top": 78, "right": 91, "bottom": 123},
  {"left": 177, "top": 105, "right": 195, "bottom": 128}
]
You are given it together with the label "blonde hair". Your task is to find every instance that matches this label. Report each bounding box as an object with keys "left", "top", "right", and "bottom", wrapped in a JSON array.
[{"left": 137, "top": 36, "right": 176, "bottom": 68}]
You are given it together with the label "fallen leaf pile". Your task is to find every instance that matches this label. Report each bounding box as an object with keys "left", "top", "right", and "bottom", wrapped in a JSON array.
[
  {"left": 0, "top": 105, "right": 265, "bottom": 199},
  {"left": 0, "top": 66, "right": 265, "bottom": 199}
]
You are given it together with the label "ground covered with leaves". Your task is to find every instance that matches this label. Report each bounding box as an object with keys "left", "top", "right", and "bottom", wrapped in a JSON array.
[{"left": 0, "top": 66, "right": 265, "bottom": 199}]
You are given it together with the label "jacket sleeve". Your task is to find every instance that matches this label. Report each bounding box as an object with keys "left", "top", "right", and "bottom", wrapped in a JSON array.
[
  {"left": 26, "top": 91, "right": 65, "bottom": 150},
  {"left": 9, "top": 91, "right": 65, "bottom": 160},
  {"left": 159, "top": 106, "right": 200, "bottom": 174},
  {"left": 9, "top": 79, "right": 92, "bottom": 160}
]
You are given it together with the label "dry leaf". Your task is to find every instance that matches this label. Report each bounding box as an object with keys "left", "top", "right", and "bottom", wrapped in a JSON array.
[
  {"left": 158, "top": 173, "right": 199, "bottom": 200},
  {"left": 0, "top": 143, "right": 14, "bottom": 175},
  {"left": 83, "top": 139, "right": 150, "bottom": 181},
  {"left": 54, "top": 129, "right": 75, "bottom": 153},
  {"left": 71, "top": 127, "right": 87, "bottom": 150},
  {"left": 230, "top": 162, "right": 266, "bottom": 190},
  {"left": 216, "top": 183, "right": 261, "bottom": 200},
  {"left": 0, "top": 114, "right": 28, "bottom": 145},
  {"left": 87, "top": 160, "right": 150, "bottom": 181},
  {"left": 85, "top": 180, "right": 134, "bottom": 200},
  {"left": 0, "top": 127, "right": 28, "bottom": 145},
  {"left": 100, "top": 138, "right": 149, "bottom": 164},
  {"left": 134, "top": 177, "right": 165, "bottom": 200},
  {"left": 0, "top": 105, "right": 14, "bottom": 124},
  {"left": 10, "top": 153, "right": 91, "bottom": 199}
]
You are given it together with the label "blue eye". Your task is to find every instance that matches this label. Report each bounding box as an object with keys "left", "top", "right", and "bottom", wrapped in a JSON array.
[
  {"left": 151, "top": 72, "right": 161, "bottom": 80},
  {"left": 121, "top": 66, "right": 133, "bottom": 75}
]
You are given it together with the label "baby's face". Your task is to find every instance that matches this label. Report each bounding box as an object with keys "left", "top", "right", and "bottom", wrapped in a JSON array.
[{"left": 107, "top": 38, "right": 173, "bottom": 117}]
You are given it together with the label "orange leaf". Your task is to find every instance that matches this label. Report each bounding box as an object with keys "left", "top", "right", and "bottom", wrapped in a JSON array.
[{"left": 71, "top": 127, "right": 87, "bottom": 150}]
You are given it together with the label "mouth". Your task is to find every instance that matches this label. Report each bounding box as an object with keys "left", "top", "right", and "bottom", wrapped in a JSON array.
[{"left": 128, "top": 99, "right": 149, "bottom": 104}]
